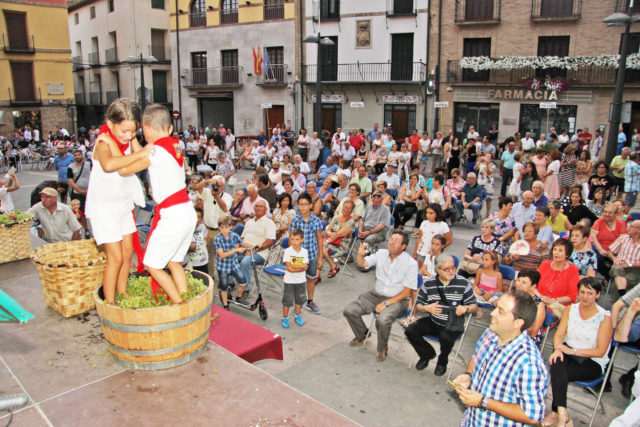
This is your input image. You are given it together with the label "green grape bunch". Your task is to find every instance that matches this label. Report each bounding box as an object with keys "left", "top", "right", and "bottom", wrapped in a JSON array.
[
  {"left": 114, "top": 272, "right": 207, "bottom": 309},
  {"left": 0, "top": 211, "right": 32, "bottom": 225}
]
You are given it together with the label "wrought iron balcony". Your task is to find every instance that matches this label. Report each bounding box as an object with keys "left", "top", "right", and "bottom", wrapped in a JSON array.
[
  {"left": 2, "top": 34, "right": 35, "bottom": 54},
  {"left": 104, "top": 47, "right": 118, "bottom": 64},
  {"left": 220, "top": 9, "right": 238, "bottom": 24},
  {"left": 184, "top": 66, "right": 244, "bottom": 87},
  {"left": 387, "top": 0, "right": 416, "bottom": 16},
  {"left": 616, "top": 0, "right": 640, "bottom": 14},
  {"left": 72, "top": 56, "right": 83, "bottom": 71},
  {"left": 256, "top": 64, "right": 288, "bottom": 86},
  {"left": 455, "top": 0, "right": 501, "bottom": 24},
  {"left": 75, "top": 93, "right": 86, "bottom": 105},
  {"left": 8, "top": 86, "right": 42, "bottom": 106},
  {"left": 88, "top": 51, "right": 100, "bottom": 66},
  {"left": 89, "top": 91, "right": 102, "bottom": 105},
  {"left": 531, "top": 0, "right": 581, "bottom": 22},
  {"left": 303, "top": 62, "right": 426, "bottom": 84},
  {"left": 264, "top": 3, "right": 284, "bottom": 20},
  {"left": 446, "top": 59, "right": 623, "bottom": 86},
  {"left": 190, "top": 11, "right": 206, "bottom": 27}
]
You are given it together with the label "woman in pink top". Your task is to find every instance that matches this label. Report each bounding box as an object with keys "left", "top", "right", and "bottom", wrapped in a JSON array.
[
  {"left": 532, "top": 150, "right": 548, "bottom": 182},
  {"left": 591, "top": 202, "right": 627, "bottom": 278}
]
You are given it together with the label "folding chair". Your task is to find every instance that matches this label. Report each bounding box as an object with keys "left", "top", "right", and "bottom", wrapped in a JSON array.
[
  {"left": 499, "top": 264, "right": 517, "bottom": 291},
  {"left": 134, "top": 201, "right": 155, "bottom": 247},
  {"left": 258, "top": 237, "right": 289, "bottom": 295},
  {"left": 335, "top": 227, "right": 359, "bottom": 283},
  {"left": 616, "top": 342, "right": 640, "bottom": 403},
  {"left": 568, "top": 343, "right": 618, "bottom": 427}
]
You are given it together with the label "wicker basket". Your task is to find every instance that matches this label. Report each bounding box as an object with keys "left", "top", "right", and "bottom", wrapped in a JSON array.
[
  {"left": 31, "top": 239, "right": 106, "bottom": 317},
  {"left": 0, "top": 217, "right": 33, "bottom": 264}
]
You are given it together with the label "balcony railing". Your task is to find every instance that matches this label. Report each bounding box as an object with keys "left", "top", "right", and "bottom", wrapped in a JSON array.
[
  {"left": 105, "top": 47, "right": 118, "bottom": 64},
  {"left": 75, "top": 93, "right": 86, "bottom": 105},
  {"left": 184, "top": 66, "right": 244, "bottom": 87},
  {"left": 88, "top": 51, "right": 100, "bottom": 66},
  {"left": 264, "top": 3, "right": 284, "bottom": 20},
  {"left": 387, "top": 0, "right": 416, "bottom": 16},
  {"left": 616, "top": 0, "right": 640, "bottom": 14},
  {"left": 531, "top": 0, "right": 581, "bottom": 21},
  {"left": 72, "top": 56, "right": 83, "bottom": 71},
  {"left": 256, "top": 64, "right": 288, "bottom": 86},
  {"left": 220, "top": 9, "right": 238, "bottom": 24},
  {"left": 2, "top": 34, "right": 35, "bottom": 53},
  {"left": 89, "top": 91, "right": 102, "bottom": 105},
  {"left": 455, "top": 0, "right": 501, "bottom": 24},
  {"left": 8, "top": 86, "right": 42, "bottom": 106},
  {"left": 303, "top": 62, "right": 426, "bottom": 84},
  {"left": 190, "top": 11, "right": 206, "bottom": 27},
  {"left": 106, "top": 91, "right": 119, "bottom": 104},
  {"left": 446, "top": 59, "right": 622, "bottom": 86},
  {"left": 151, "top": 45, "right": 170, "bottom": 62}
]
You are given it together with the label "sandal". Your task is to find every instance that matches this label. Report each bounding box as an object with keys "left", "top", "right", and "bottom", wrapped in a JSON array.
[{"left": 328, "top": 266, "right": 340, "bottom": 278}]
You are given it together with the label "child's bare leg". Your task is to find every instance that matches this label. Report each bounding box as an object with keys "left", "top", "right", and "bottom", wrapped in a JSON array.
[
  {"left": 283, "top": 305, "right": 290, "bottom": 318},
  {"left": 294, "top": 304, "right": 302, "bottom": 315},
  {"left": 116, "top": 234, "right": 134, "bottom": 296},
  {"left": 485, "top": 199, "right": 492, "bottom": 218},
  {"left": 103, "top": 241, "right": 124, "bottom": 304},
  {"left": 219, "top": 290, "right": 228, "bottom": 306},
  {"left": 167, "top": 261, "right": 188, "bottom": 295},
  {"left": 146, "top": 266, "right": 183, "bottom": 302}
]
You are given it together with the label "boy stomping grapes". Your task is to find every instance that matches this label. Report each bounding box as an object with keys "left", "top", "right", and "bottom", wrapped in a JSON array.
[
  {"left": 119, "top": 104, "right": 196, "bottom": 302},
  {"left": 282, "top": 228, "right": 308, "bottom": 328}
]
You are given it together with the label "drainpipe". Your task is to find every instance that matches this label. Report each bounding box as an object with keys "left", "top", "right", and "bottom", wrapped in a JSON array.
[
  {"left": 175, "top": 0, "right": 183, "bottom": 131},
  {"left": 299, "top": 0, "right": 305, "bottom": 129},
  {"left": 423, "top": 0, "right": 431, "bottom": 132},
  {"left": 433, "top": 0, "right": 442, "bottom": 132}
]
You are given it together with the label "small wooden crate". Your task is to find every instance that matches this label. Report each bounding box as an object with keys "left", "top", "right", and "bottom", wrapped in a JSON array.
[
  {"left": 0, "top": 217, "right": 33, "bottom": 264},
  {"left": 31, "top": 239, "right": 106, "bottom": 317}
]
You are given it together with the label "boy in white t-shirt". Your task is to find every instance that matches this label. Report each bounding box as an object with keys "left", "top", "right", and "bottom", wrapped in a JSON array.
[
  {"left": 0, "top": 169, "right": 19, "bottom": 213},
  {"left": 281, "top": 228, "right": 308, "bottom": 328}
]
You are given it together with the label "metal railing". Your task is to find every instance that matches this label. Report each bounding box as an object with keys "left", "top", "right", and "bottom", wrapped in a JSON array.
[
  {"left": 263, "top": 3, "right": 284, "bottom": 20},
  {"left": 455, "top": 0, "right": 501, "bottom": 23},
  {"left": 303, "top": 62, "right": 426, "bottom": 83},
  {"left": 616, "top": 0, "right": 640, "bottom": 14},
  {"left": 104, "top": 47, "right": 118, "bottom": 64},
  {"left": 190, "top": 11, "right": 206, "bottom": 27},
  {"left": 2, "top": 34, "right": 35, "bottom": 53},
  {"left": 220, "top": 9, "right": 238, "bottom": 24},
  {"left": 89, "top": 91, "right": 102, "bottom": 105},
  {"left": 75, "top": 93, "right": 86, "bottom": 105},
  {"left": 88, "top": 51, "right": 100, "bottom": 66},
  {"left": 319, "top": 0, "right": 340, "bottom": 20},
  {"left": 184, "top": 66, "right": 244, "bottom": 87},
  {"left": 531, "top": 0, "right": 581, "bottom": 20},
  {"left": 151, "top": 45, "right": 170, "bottom": 61},
  {"left": 106, "top": 91, "right": 119, "bottom": 104},
  {"left": 8, "top": 86, "right": 42, "bottom": 105},
  {"left": 72, "top": 56, "right": 83, "bottom": 71},
  {"left": 446, "top": 59, "right": 621, "bottom": 85},
  {"left": 256, "top": 64, "right": 288, "bottom": 85},
  {"left": 387, "top": 0, "right": 416, "bottom": 16}
]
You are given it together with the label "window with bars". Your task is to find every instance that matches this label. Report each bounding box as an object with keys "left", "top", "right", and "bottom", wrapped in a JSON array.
[
  {"left": 265, "top": 47, "right": 285, "bottom": 82},
  {"left": 190, "top": 0, "right": 206, "bottom": 27},
  {"left": 221, "top": 49, "right": 239, "bottom": 84},
  {"left": 191, "top": 52, "right": 207, "bottom": 85},
  {"left": 264, "top": 0, "right": 284, "bottom": 20},
  {"left": 221, "top": 0, "right": 239, "bottom": 24}
]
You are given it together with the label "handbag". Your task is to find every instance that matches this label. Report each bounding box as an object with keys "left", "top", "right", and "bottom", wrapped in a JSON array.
[
  {"left": 434, "top": 279, "right": 466, "bottom": 333},
  {"left": 461, "top": 259, "right": 481, "bottom": 276}
]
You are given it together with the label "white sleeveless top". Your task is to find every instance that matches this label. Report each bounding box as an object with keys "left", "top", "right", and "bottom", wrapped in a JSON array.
[
  {"left": 85, "top": 143, "right": 145, "bottom": 219},
  {"left": 565, "top": 302, "right": 611, "bottom": 372}
]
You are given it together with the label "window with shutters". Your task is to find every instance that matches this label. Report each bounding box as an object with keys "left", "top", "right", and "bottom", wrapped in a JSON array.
[
  {"left": 10, "top": 61, "right": 36, "bottom": 102},
  {"left": 221, "top": 49, "right": 239, "bottom": 84},
  {"left": 537, "top": 36, "right": 569, "bottom": 79},
  {"left": 3, "top": 11, "right": 33, "bottom": 53},
  {"left": 320, "top": 0, "right": 340, "bottom": 20},
  {"left": 90, "top": 6, "right": 96, "bottom": 19},
  {"left": 623, "top": 33, "right": 640, "bottom": 83},
  {"left": 151, "top": 29, "right": 167, "bottom": 61},
  {"left": 463, "top": 38, "right": 491, "bottom": 81},
  {"left": 319, "top": 36, "right": 338, "bottom": 81},
  {"left": 391, "top": 33, "right": 413, "bottom": 81}
]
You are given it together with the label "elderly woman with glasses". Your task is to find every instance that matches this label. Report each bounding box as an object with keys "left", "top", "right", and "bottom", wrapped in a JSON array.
[{"left": 405, "top": 254, "right": 477, "bottom": 376}]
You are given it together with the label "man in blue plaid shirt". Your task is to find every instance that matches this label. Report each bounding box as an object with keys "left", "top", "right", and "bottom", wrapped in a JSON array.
[
  {"left": 624, "top": 151, "right": 640, "bottom": 214},
  {"left": 290, "top": 192, "right": 324, "bottom": 314},
  {"left": 453, "top": 290, "right": 548, "bottom": 426}
]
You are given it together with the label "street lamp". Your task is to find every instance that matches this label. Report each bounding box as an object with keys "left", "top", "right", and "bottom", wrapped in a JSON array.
[
  {"left": 126, "top": 53, "right": 158, "bottom": 111},
  {"left": 303, "top": 33, "right": 334, "bottom": 135},
  {"left": 603, "top": 6, "right": 640, "bottom": 164}
]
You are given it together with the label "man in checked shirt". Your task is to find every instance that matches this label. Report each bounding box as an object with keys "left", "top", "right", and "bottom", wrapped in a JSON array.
[{"left": 453, "top": 290, "right": 548, "bottom": 426}]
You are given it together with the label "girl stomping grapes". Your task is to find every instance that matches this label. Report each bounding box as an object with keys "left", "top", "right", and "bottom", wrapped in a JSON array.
[{"left": 85, "top": 99, "right": 153, "bottom": 304}]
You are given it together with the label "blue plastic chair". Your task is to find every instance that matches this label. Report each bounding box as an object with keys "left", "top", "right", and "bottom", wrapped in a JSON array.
[{"left": 260, "top": 238, "right": 289, "bottom": 294}]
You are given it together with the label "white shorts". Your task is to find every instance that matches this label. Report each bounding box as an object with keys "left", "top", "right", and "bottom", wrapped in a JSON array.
[
  {"left": 143, "top": 203, "right": 196, "bottom": 269},
  {"left": 90, "top": 211, "right": 136, "bottom": 245}
]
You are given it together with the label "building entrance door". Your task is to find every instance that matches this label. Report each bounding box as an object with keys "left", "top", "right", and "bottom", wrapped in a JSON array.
[
  {"left": 454, "top": 103, "right": 499, "bottom": 141},
  {"left": 265, "top": 105, "right": 284, "bottom": 137}
]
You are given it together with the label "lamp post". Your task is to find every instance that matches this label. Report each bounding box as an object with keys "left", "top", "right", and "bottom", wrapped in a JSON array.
[
  {"left": 302, "top": 33, "right": 334, "bottom": 135},
  {"left": 126, "top": 53, "right": 158, "bottom": 112},
  {"left": 603, "top": 4, "right": 640, "bottom": 164}
]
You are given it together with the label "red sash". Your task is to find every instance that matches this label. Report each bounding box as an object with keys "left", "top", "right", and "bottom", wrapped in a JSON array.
[
  {"left": 98, "top": 124, "right": 130, "bottom": 155},
  {"left": 146, "top": 188, "right": 190, "bottom": 302},
  {"left": 154, "top": 136, "right": 183, "bottom": 167}
]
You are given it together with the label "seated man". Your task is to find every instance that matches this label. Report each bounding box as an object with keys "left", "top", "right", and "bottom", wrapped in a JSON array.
[
  {"left": 27, "top": 187, "right": 82, "bottom": 243},
  {"left": 344, "top": 231, "right": 418, "bottom": 362},
  {"left": 357, "top": 190, "right": 391, "bottom": 252},
  {"left": 350, "top": 164, "right": 373, "bottom": 202},
  {"left": 239, "top": 184, "right": 271, "bottom": 220},
  {"left": 293, "top": 154, "right": 311, "bottom": 176},
  {"left": 377, "top": 163, "right": 401, "bottom": 191},
  {"left": 611, "top": 287, "right": 640, "bottom": 398},
  {"left": 454, "top": 172, "right": 483, "bottom": 224},
  {"left": 236, "top": 200, "right": 276, "bottom": 304},
  {"left": 405, "top": 254, "right": 477, "bottom": 376},
  {"left": 608, "top": 220, "right": 640, "bottom": 296},
  {"left": 316, "top": 156, "right": 339, "bottom": 182},
  {"left": 531, "top": 181, "right": 549, "bottom": 209}
]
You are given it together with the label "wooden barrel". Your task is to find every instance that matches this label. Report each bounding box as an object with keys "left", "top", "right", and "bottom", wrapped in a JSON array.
[{"left": 93, "top": 271, "right": 214, "bottom": 370}]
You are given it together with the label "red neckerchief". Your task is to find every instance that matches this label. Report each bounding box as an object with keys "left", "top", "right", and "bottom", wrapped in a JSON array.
[
  {"left": 98, "top": 124, "right": 129, "bottom": 155},
  {"left": 153, "top": 136, "right": 183, "bottom": 167}
]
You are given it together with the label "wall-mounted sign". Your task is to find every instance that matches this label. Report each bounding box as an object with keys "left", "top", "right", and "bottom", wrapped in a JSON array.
[
  {"left": 350, "top": 102, "right": 364, "bottom": 108},
  {"left": 540, "top": 102, "right": 557, "bottom": 109},
  {"left": 261, "top": 103, "right": 272, "bottom": 109},
  {"left": 47, "top": 83, "right": 64, "bottom": 95},
  {"left": 382, "top": 94, "right": 419, "bottom": 104},
  {"left": 434, "top": 101, "right": 449, "bottom": 108},
  {"left": 487, "top": 89, "right": 558, "bottom": 101},
  {"left": 311, "top": 94, "right": 346, "bottom": 103}
]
